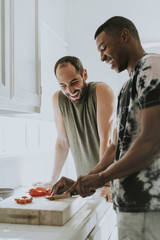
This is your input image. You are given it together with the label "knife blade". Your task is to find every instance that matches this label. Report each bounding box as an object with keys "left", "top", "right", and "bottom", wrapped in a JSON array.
[{"left": 45, "top": 191, "right": 78, "bottom": 200}]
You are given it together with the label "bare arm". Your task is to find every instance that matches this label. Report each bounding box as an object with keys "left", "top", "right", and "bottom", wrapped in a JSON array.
[
  {"left": 88, "top": 83, "right": 116, "bottom": 175},
  {"left": 100, "top": 105, "right": 160, "bottom": 181},
  {"left": 97, "top": 82, "right": 116, "bottom": 158},
  {"left": 50, "top": 91, "right": 70, "bottom": 184},
  {"left": 87, "top": 83, "right": 116, "bottom": 200},
  {"left": 34, "top": 91, "right": 69, "bottom": 187},
  {"left": 88, "top": 127, "right": 117, "bottom": 175}
]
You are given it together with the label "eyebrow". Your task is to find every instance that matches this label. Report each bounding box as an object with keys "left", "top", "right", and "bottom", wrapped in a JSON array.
[
  {"left": 60, "top": 78, "right": 78, "bottom": 85},
  {"left": 71, "top": 78, "right": 78, "bottom": 82}
]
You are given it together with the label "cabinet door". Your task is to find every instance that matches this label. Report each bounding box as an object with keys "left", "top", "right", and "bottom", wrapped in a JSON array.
[
  {"left": 0, "top": 0, "right": 41, "bottom": 113},
  {"left": 40, "top": 22, "right": 68, "bottom": 120},
  {"left": 0, "top": 0, "right": 10, "bottom": 98},
  {"left": 11, "top": 0, "right": 41, "bottom": 112}
]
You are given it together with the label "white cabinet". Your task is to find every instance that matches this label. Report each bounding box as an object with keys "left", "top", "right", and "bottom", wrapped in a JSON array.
[
  {"left": 40, "top": 21, "right": 68, "bottom": 120},
  {"left": 87, "top": 203, "right": 117, "bottom": 240},
  {"left": 0, "top": 0, "right": 10, "bottom": 99},
  {"left": 0, "top": 0, "right": 41, "bottom": 113}
]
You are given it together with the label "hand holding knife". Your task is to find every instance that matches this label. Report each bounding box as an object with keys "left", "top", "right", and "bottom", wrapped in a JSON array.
[
  {"left": 47, "top": 177, "right": 78, "bottom": 200},
  {"left": 46, "top": 191, "right": 78, "bottom": 200}
]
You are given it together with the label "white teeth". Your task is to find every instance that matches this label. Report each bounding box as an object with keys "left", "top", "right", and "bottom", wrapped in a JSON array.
[
  {"left": 70, "top": 92, "right": 79, "bottom": 97},
  {"left": 108, "top": 59, "right": 114, "bottom": 65}
]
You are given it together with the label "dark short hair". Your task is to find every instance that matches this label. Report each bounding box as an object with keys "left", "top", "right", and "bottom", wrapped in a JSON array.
[
  {"left": 54, "top": 56, "right": 84, "bottom": 77},
  {"left": 94, "top": 16, "right": 140, "bottom": 41}
]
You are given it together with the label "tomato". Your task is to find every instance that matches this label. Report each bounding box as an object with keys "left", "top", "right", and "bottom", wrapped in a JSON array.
[
  {"left": 35, "top": 187, "right": 46, "bottom": 191},
  {"left": 29, "top": 188, "right": 46, "bottom": 197},
  {"left": 45, "top": 188, "right": 51, "bottom": 195},
  {"left": 15, "top": 196, "right": 33, "bottom": 204},
  {"left": 29, "top": 187, "right": 51, "bottom": 197}
]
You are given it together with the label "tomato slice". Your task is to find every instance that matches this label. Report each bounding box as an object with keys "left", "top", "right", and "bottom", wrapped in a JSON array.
[{"left": 15, "top": 196, "right": 33, "bottom": 204}]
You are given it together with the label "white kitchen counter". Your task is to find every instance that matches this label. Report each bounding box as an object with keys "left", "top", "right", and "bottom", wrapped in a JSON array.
[{"left": 0, "top": 191, "right": 117, "bottom": 240}]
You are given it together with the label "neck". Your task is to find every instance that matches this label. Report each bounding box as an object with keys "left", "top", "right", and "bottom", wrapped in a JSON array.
[{"left": 127, "top": 42, "right": 146, "bottom": 74}]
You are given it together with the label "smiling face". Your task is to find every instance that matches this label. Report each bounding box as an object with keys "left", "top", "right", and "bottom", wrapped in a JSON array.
[
  {"left": 56, "top": 62, "right": 88, "bottom": 103},
  {"left": 96, "top": 31, "right": 129, "bottom": 73}
]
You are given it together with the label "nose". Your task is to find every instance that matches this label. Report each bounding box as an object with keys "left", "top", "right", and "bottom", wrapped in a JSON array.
[
  {"left": 67, "top": 85, "right": 74, "bottom": 95},
  {"left": 100, "top": 51, "right": 106, "bottom": 62}
]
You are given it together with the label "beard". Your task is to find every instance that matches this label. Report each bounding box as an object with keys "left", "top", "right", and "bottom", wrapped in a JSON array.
[{"left": 66, "top": 80, "right": 88, "bottom": 103}]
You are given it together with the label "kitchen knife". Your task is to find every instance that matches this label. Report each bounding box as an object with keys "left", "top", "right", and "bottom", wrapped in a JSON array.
[{"left": 46, "top": 191, "right": 78, "bottom": 200}]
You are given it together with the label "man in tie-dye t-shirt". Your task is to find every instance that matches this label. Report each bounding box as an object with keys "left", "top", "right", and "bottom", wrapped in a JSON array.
[{"left": 67, "top": 16, "right": 160, "bottom": 240}]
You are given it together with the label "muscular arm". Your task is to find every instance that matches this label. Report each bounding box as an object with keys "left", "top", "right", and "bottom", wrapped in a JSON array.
[
  {"left": 100, "top": 105, "right": 160, "bottom": 181},
  {"left": 87, "top": 83, "right": 116, "bottom": 199},
  {"left": 33, "top": 92, "right": 69, "bottom": 188},
  {"left": 50, "top": 92, "right": 70, "bottom": 185},
  {"left": 96, "top": 82, "right": 116, "bottom": 158},
  {"left": 68, "top": 105, "right": 160, "bottom": 197},
  {"left": 88, "top": 83, "right": 116, "bottom": 175}
]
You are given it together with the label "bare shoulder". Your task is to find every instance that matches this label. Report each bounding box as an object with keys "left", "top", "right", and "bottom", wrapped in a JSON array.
[
  {"left": 96, "top": 82, "right": 115, "bottom": 103},
  {"left": 52, "top": 90, "right": 60, "bottom": 103},
  {"left": 52, "top": 91, "right": 61, "bottom": 114}
]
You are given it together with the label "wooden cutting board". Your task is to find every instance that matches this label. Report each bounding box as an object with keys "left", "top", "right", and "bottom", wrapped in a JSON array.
[{"left": 0, "top": 189, "right": 86, "bottom": 226}]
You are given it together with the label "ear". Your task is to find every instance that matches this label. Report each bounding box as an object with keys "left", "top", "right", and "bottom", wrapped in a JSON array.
[
  {"left": 83, "top": 69, "right": 88, "bottom": 81},
  {"left": 121, "top": 28, "right": 131, "bottom": 43}
]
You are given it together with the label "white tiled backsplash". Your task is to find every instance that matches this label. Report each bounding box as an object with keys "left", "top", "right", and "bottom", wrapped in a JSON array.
[
  {"left": 0, "top": 116, "right": 56, "bottom": 187},
  {"left": 0, "top": 156, "right": 21, "bottom": 188},
  {"left": 0, "top": 116, "right": 77, "bottom": 187}
]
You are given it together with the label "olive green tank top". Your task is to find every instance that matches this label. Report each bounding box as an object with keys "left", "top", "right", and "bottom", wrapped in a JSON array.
[{"left": 58, "top": 82, "right": 100, "bottom": 176}]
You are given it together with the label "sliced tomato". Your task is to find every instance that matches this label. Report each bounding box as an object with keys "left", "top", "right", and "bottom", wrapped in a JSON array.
[
  {"left": 15, "top": 196, "right": 33, "bottom": 204},
  {"left": 26, "top": 197, "right": 33, "bottom": 203}
]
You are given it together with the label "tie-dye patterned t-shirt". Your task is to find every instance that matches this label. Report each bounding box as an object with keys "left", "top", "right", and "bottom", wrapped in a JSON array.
[{"left": 113, "top": 53, "right": 160, "bottom": 212}]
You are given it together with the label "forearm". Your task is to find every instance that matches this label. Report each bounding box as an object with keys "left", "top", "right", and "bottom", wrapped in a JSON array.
[
  {"left": 51, "top": 140, "right": 69, "bottom": 184},
  {"left": 99, "top": 133, "right": 159, "bottom": 182},
  {"left": 88, "top": 143, "right": 116, "bottom": 175}
]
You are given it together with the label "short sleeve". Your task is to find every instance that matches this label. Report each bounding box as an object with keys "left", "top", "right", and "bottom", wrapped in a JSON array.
[{"left": 136, "top": 55, "right": 160, "bottom": 109}]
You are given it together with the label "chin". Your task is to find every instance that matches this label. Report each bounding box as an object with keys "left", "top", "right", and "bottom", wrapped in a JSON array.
[
  {"left": 70, "top": 98, "right": 80, "bottom": 103},
  {"left": 111, "top": 67, "right": 120, "bottom": 73}
]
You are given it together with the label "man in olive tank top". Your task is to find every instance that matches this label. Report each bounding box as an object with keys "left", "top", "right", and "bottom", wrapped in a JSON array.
[{"left": 35, "top": 56, "right": 115, "bottom": 200}]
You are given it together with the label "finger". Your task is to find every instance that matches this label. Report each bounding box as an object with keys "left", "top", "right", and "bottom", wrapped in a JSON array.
[
  {"left": 64, "top": 182, "right": 77, "bottom": 195},
  {"left": 79, "top": 188, "right": 95, "bottom": 198},
  {"left": 77, "top": 177, "right": 95, "bottom": 197},
  {"left": 54, "top": 182, "right": 65, "bottom": 195},
  {"left": 50, "top": 184, "right": 56, "bottom": 196},
  {"left": 50, "top": 181, "right": 61, "bottom": 195}
]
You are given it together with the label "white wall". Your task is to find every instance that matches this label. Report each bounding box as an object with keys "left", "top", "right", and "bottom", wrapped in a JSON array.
[
  {"left": 65, "top": 0, "right": 160, "bottom": 95},
  {"left": 38, "top": 0, "right": 66, "bottom": 41},
  {"left": 1, "top": 0, "right": 160, "bottom": 188}
]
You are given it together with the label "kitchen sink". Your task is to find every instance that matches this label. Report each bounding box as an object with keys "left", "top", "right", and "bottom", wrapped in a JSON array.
[{"left": 0, "top": 188, "right": 14, "bottom": 200}]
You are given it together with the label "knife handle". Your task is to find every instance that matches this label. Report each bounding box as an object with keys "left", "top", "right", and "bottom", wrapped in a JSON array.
[{"left": 70, "top": 191, "right": 78, "bottom": 196}]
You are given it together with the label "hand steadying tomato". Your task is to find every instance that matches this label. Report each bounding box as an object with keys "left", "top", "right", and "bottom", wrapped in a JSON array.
[{"left": 15, "top": 196, "right": 33, "bottom": 204}]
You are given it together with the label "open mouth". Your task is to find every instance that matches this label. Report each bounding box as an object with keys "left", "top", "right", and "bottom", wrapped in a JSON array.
[
  {"left": 107, "top": 58, "right": 117, "bottom": 69},
  {"left": 69, "top": 91, "right": 80, "bottom": 101},
  {"left": 108, "top": 59, "right": 114, "bottom": 65}
]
